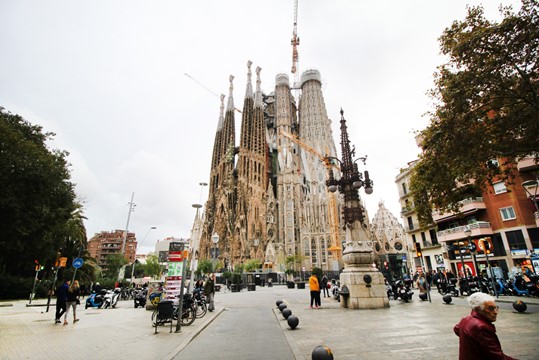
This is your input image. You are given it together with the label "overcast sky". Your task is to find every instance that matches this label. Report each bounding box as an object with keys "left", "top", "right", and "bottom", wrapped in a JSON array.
[{"left": 1, "top": 0, "right": 521, "bottom": 254}]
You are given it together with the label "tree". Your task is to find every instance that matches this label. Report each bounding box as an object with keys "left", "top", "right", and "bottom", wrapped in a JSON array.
[
  {"left": 243, "top": 259, "right": 262, "bottom": 272},
  {"left": 144, "top": 254, "right": 164, "bottom": 279},
  {"left": 0, "top": 107, "right": 80, "bottom": 277},
  {"left": 196, "top": 259, "right": 213, "bottom": 277},
  {"left": 103, "top": 254, "right": 127, "bottom": 279},
  {"left": 410, "top": 0, "right": 539, "bottom": 225}
]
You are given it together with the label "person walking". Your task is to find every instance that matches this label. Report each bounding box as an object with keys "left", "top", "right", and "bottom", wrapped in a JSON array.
[
  {"left": 416, "top": 273, "right": 428, "bottom": 297},
  {"left": 321, "top": 275, "right": 329, "bottom": 298},
  {"left": 204, "top": 274, "right": 216, "bottom": 312},
  {"left": 55, "top": 279, "right": 69, "bottom": 324},
  {"left": 64, "top": 280, "right": 81, "bottom": 325},
  {"left": 454, "top": 292, "right": 516, "bottom": 360},
  {"left": 309, "top": 274, "right": 320, "bottom": 308}
]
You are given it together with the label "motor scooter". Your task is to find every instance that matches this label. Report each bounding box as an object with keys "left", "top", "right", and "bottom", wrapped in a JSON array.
[
  {"left": 103, "top": 288, "right": 121, "bottom": 309},
  {"left": 330, "top": 279, "right": 340, "bottom": 302},
  {"left": 85, "top": 289, "right": 107, "bottom": 309},
  {"left": 394, "top": 279, "right": 414, "bottom": 302},
  {"left": 134, "top": 288, "right": 147, "bottom": 308}
]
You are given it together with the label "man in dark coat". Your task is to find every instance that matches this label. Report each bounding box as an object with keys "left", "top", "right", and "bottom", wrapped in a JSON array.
[
  {"left": 55, "top": 279, "right": 70, "bottom": 324},
  {"left": 454, "top": 292, "right": 516, "bottom": 359}
]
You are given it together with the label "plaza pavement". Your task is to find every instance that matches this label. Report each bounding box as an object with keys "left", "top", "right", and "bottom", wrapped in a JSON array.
[{"left": 0, "top": 286, "right": 538, "bottom": 360}]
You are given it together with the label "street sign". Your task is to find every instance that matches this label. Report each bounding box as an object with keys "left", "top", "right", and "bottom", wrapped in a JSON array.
[{"left": 72, "top": 257, "right": 84, "bottom": 269}]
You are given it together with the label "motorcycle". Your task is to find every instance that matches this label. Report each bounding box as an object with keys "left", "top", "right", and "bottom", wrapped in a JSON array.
[
  {"left": 103, "top": 288, "right": 121, "bottom": 309},
  {"left": 394, "top": 279, "right": 414, "bottom": 302},
  {"left": 445, "top": 278, "right": 460, "bottom": 297},
  {"left": 495, "top": 278, "right": 515, "bottom": 296},
  {"left": 330, "top": 279, "right": 340, "bottom": 302},
  {"left": 134, "top": 288, "right": 148, "bottom": 308},
  {"left": 85, "top": 289, "right": 107, "bottom": 309}
]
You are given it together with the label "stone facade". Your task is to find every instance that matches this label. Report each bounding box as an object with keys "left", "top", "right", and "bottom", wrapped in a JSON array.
[{"left": 194, "top": 64, "right": 346, "bottom": 272}]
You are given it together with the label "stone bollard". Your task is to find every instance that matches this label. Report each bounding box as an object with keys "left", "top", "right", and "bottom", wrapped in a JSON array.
[
  {"left": 513, "top": 300, "right": 527, "bottom": 313},
  {"left": 278, "top": 303, "right": 287, "bottom": 313},
  {"left": 282, "top": 308, "right": 292, "bottom": 319},
  {"left": 287, "top": 315, "right": 299, "bottom": 330},
  {"left": 442, "top": 295, "right": 452, "bottom": 304},
  {"left": 276, "top": 300, "right": 283, "bottom": 308},
  {"left": 312, "top": 345, "right": 333, "bottom": 360}
]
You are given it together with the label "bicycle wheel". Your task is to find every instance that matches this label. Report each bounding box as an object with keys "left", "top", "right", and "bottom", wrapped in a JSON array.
[
  {"left": 151, "top": 309, "right": 166, "bottom": 326},
  {"left": 195, "top": 301, "right": 207, "bottom": 318},
  {"left": 180, "top": 306, "right": 196, "bottom": 326}
]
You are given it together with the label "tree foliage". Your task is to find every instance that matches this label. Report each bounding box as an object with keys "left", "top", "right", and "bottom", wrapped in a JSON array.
[
  {"left": 0, "top": 107, "right": 85, "bottom": 277},
  {"left": 145, "top": 254, "right": 164, "bottom": 279},
  {"left": 410, "top": 1, "right": 539, "bottom": 225},
  {"left": 103, "top": 254, "right": 127, "bottom": 279},
  {"left": 243, "top": 259, "right": 262, "bottom": 272}
]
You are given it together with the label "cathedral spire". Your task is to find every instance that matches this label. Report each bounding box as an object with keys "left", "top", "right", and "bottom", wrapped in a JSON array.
[
  {"left": 226, "top": 75, "right": 235, "bottom": 112},
  {"left": 217, "top": 93, "right": 225, "bottom": 130},
  {"left": 245, "top": 61, "right": 254, "bottom": 99},
  {"left": 254, "top": 66, "right": 263, "bottom": 108}
]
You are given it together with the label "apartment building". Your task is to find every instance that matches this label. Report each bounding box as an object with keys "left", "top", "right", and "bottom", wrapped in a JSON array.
[
  {"left": 397, "top": 155, "right": 539, "bottom": 279},
  {"left": 87, "top": 229, "right": 137, "bottom": 267}
]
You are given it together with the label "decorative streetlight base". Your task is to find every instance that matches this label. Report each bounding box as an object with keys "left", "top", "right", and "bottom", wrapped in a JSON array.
[{"left": 339, "top": 231, "right": 389, "bottom": 309}]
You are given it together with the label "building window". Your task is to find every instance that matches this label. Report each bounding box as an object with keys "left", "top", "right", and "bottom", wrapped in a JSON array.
[
  {"left": 311, "top": 238, "right": 317, "bottom": 265},
  {"left": 506, "top": 230, "right": 526, "bottom": 250},
  {"left": 407, "top": 216, "right": 414, "bottom": 231},
  {"left": 500, "top": 207, "right": 516, "bottom": 221},
  {"left": 429, "top": 229, "right": 438, "bottom": 245},
  {"left": 493, "top": 182, "right": 507, "bottom": 194},
  {"left": 402, "top": 182, "right": 407, "bottom": 195},
  {"left": 421, "top": 232, "right": 427, "bottom": 247}
]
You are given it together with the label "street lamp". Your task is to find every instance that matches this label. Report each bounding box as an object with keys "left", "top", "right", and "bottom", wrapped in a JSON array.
[
  {"left": 459, "top": 226, "right": 472, "bottom": 294},
  {"left": 130, "top": 226, "right": 156, "bottom": 282},
  {"left": 522, "top": 180, "right": 539, "bottom": 225},
  {"left": 323, "top": 109, "right": 387, "bottom": 309},
  {"left": 212, "top": 233, "right": 219, "bottom": 272}
]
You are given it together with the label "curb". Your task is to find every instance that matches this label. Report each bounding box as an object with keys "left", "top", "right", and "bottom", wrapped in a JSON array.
[{"left": 163, "top": 306, "right": 225, "bottom": 360}]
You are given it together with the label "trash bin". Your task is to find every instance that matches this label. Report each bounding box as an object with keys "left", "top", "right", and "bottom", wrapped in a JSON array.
[{"left": 155, "top": 300, "right": 174, "bottom": 334}]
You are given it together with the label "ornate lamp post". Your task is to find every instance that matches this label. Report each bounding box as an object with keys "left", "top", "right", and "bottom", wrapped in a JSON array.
[
  {"left": 522, "top": 179, "right": 539, "bottom": 227},
  {"left": 211, "top": 233, "right": 220, "bottom": 272},
  {"left": 324, "top": 109, "right": 388, "bottom": 309}
]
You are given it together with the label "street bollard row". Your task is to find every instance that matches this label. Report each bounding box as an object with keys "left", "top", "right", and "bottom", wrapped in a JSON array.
[{"left": 276, "top": 299, "right": 298, "bottom": 330}]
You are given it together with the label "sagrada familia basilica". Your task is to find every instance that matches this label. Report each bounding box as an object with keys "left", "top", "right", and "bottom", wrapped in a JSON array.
[{"left": 188, "top": 60, "right": 407, "bottom": 273}]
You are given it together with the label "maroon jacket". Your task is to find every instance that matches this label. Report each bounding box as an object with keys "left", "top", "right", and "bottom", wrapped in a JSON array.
[{"left": 454, "top": 310, "right": 516, "bottom": 360}]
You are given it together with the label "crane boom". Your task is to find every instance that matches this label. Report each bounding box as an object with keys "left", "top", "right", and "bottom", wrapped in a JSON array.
[
  {"left": 291, "top": 0, "right": 300, "bottom": 74},
  {"left": 279, "top": 130, "right": 341, "bottom": 258}
]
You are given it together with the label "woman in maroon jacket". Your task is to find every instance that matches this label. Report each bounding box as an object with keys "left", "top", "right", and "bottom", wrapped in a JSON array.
[{"left": 454, "top": 292, "right": 517, "bottom": 359}]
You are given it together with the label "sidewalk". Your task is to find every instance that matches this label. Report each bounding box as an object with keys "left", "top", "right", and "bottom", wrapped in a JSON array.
[{"left": 1, "top": 288, "right": 538, "bottom": 359}]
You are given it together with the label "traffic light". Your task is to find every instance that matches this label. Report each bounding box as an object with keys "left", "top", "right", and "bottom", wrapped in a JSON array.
[
  {"left": 415, "top": 242, "right": 422, "bottom": 257},
  {"left": 34, "top": 260, "right": 39, "bottom": 271},
  {"left": 383, "top": 261, "right": 388, "bottom": 269}
]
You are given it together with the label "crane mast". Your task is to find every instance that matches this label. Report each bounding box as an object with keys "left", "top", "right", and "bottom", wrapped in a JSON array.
[{"left": 291, "top": 0, "right": 300, "bottom": 75}]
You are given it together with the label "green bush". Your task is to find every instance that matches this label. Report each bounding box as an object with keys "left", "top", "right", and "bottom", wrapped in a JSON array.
[{"left": 0, "top": 275, "right": 35, "bottom": 300}]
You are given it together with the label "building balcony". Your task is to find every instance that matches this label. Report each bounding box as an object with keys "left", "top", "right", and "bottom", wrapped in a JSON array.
[
  {"left": 404, "top": 222, "right": 420, "bottom": 233},
  {"left": 436, "top": 221, "right": 493, "bottom": 243},
  {"left": 400, "top": 205, "right": 415, "bottom": 216},
  {"left": 432, "top": 197, "right": 485, "bottom": 222},
  {"left": 517, "top": 155, "right": 539, "bottom": 172}
]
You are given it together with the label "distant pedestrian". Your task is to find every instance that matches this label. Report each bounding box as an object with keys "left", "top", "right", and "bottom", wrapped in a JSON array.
[
  {"left": 309, "top": 274, "right": 320, "bottom": 308},
  {"left": 416, "top": 273, "right": 427, "bottom": 295},
  {"left": 55, "top": 279, "right": 69, "bottom": 324},
  {"left": 64, "top": 280, "right": 81, "bottom": 325},
  {"left": 454, "top": 292, "right": 516, "bottom": 360},
  {"left": 321, "top": 275, "right": 329, "bottom": 298},
  {"left": 204, "top": 274, "right": 216, "bottom": 312}
]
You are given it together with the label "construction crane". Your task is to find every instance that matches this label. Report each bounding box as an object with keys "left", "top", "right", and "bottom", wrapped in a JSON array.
[
  {"left": 279, "top": 130, "right": 342, "bottom": 259},
  {"left": 184, "top": 73, "right": 242, "bottom": 114},
  {"left": 291, "top": 0, "right": 300, "bottom": 75}
]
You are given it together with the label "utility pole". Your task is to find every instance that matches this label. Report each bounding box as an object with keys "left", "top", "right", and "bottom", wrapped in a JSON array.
[{"left": 119, "top": 192, "right": 135, "bottom": 280}]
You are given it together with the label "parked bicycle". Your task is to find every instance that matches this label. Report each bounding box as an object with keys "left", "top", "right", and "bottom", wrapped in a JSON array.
[{"left": 151, "top": 293, "right": 196, "bottom": 327}]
